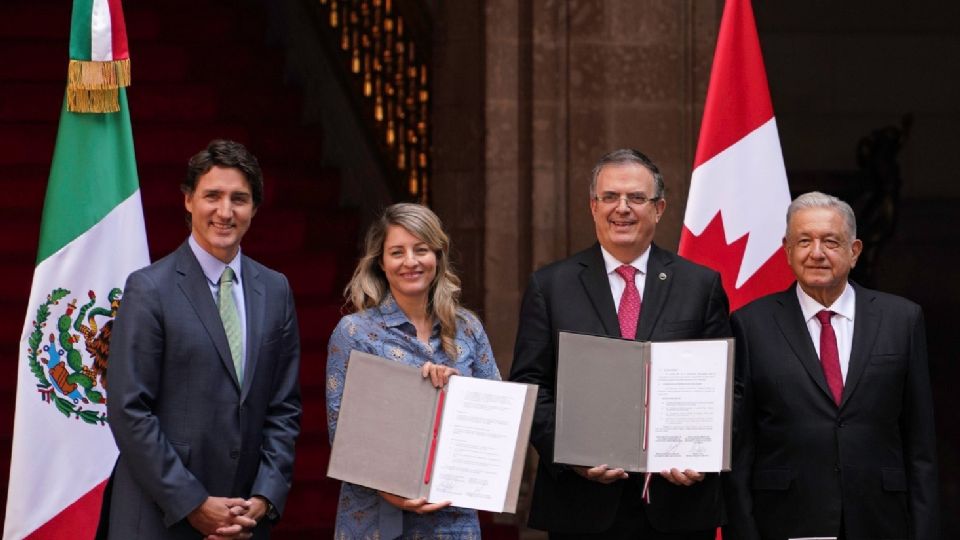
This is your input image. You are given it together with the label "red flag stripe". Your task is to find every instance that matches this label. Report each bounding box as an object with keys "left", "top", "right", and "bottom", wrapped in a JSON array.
[
  {"left": 24, "top": 481, "right": 107, "bottom": 540},
  {"left": 693, "top": 0, "right": 773, "bottom": 168},
  {"left": 107, "top": 0, "right": 129, "bottom": 60}
]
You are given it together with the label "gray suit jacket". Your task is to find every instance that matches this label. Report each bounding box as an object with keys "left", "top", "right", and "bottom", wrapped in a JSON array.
[
  {"left": 724, "top": 282, "right": 939, "bottom": 540},
  {"left": 101, "top": 242, "right": 301, "bottom": 539}
]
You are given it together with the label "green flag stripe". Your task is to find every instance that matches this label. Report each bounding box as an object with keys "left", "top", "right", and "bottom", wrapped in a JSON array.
[
  {"left": 37, "top": 89, "right": 140, "bottom": 265},
  {"left": 69, "top": 0, "right": 94, "bottom": 61}
]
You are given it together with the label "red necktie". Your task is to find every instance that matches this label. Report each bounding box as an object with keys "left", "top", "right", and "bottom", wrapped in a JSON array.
[
  {"left": 616, "top": 265, "right": 652, "bottom": 501},
  {"left": 816, "top": 310, "right": 843, "bottom": 405},
  {"left": 615, "top": 265, "right": 641, "bottom": 339}
]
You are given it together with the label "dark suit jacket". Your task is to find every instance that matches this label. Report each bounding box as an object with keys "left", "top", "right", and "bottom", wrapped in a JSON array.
[
  {"left": 724, "top": 282, "right": 939, "bottom": 540},
  {"left": 101, "top": 242, "right": 302, "bottom": 539},
  {"left": 509, "top": 243, "right": 732, "bottom": 534}
]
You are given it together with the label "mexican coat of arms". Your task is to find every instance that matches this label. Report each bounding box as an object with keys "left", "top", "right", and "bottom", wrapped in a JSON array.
[{"left": 25, "top": 287, "right": 122, "bottom": 426}]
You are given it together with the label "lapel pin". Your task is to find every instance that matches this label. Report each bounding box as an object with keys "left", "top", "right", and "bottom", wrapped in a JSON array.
[{"left": 659, "top": 272, "right": 667, "bottom": 281}]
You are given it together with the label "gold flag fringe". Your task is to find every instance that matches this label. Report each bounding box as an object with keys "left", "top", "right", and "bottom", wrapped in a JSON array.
[
  {"left": 66, "top": 59, "right": 131, "bottom": 113},
  {"left": 68, "top": 59, "right": 130, "bottom": 89},
  {"left": 68, "top": 88, "right": 120, "bottom": 113}
]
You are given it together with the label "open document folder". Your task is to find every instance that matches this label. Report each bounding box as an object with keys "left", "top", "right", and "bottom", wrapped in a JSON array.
[
  {"left": 327, "top": 350, "right": 538, "bottom": 513},
  {"left": 554, "top": 331, "right": 734, "bottom": 473}
]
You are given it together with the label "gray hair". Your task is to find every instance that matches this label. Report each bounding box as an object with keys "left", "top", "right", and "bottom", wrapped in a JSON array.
[
  {"left": 785, "top": 191, "right": 857, "bottom": 240},
  {"left": 589, "top": 148, "right": 665, "bottom": 200}
]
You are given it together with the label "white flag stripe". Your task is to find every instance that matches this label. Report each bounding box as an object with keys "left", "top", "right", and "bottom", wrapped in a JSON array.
[
  {"left": 90, "top": 0, "right": 113, "bottom": 61},
  {"left": 685, "top": 119, "right": 791, "bottom": 287},
  {"left": 4, "top": 191, "right": 148, "bottom": 540}
]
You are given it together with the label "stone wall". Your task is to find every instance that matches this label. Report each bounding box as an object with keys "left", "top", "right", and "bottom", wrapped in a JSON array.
[{"left": 479, "top": 0, "right": 721, "bottom": 370}]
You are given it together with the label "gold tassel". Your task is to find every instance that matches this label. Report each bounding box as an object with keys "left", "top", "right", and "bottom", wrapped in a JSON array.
[
  {"left": 68, "top": 88, "right": 120, "bottom": 113},
  {"left": 68, "top": 59, "right": 131, "bottom": 89},
  {"left": 66, "top": 59, "right": 130, "bottom": 113}
]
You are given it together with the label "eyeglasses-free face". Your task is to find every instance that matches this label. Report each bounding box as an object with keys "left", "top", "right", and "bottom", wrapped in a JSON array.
[
  {"left": 185, "top": 166, "right": 257, "bottom": 263},
  {"left": 784, "top": 206, "right": 862, "bottom": 306},
  {"left": 380, "top": 224, "right": 438, "bottom": 305}
]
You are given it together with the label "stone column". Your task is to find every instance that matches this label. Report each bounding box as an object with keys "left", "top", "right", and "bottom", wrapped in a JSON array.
[
  {"left": 431, "top": 2, "right": 488, "bottom": 317},
  {"left": 483, "top": 0, "right": 534, "bottom": 372}
]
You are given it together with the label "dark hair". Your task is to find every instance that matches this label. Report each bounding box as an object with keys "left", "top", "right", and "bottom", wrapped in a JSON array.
[
  {"left": 589, "top": 148, "right": 665, "bottom": 200},
  {"left": 182, "top": 139, "right": 264, "bottom": 207}
]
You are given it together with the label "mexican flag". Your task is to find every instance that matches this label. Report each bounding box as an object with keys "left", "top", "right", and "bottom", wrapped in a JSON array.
[
  {"left": 679, "top": 0, "right": 794, "bottom": 312},
  {"left": 2, "top": 1, "right": 148, "bottom": 538}
]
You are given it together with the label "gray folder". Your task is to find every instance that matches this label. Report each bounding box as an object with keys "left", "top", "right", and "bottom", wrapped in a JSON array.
[
  {"left": 326, "top": 350, "right": 538, "bottom": 513},
  {"left": 554, "top": 331, "right": 734, "bottom": 472}
]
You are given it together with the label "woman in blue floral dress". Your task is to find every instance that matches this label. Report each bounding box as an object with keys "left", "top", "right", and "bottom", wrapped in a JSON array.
[{"left": 326, "top": 203, "right": 501, "bottom": 539}]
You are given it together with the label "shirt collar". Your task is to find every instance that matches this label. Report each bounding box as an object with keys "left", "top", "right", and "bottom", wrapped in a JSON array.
[
  {"left": 377, "top": 294, "right": 408, "bottom": 327},
  {"left": 796, "top": 281, "right": 856, "bottom": 323},
  {"left": 377, "top": 293, "right": 441, "bottom": 333},
  {"left": 188, "top": 235, "right": 243, "bottom": 286},
  {"left": 600, "top": 245, "right": 650, "bottom": 277}
]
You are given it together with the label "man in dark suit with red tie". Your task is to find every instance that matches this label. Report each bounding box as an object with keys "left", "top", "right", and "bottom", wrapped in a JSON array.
[
  {"left": 724, "top": 191, "right": 940, "bottom": 540},
  {"left": 510, "top": 149, "right": 731, "bottom": 539}
]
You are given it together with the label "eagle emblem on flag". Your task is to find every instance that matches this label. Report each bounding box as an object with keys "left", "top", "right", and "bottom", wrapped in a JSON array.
[{"left": 25, "top": 287, "right": 122, "bottom": 426}]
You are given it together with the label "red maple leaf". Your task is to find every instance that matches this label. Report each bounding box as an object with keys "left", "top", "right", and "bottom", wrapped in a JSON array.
[{"left": 680, "top": 212, "right": 794, "bottom": 312}]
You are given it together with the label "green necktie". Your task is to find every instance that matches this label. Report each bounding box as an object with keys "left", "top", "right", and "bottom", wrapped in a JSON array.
[{"left": 218, "top": 267, "right": 244, "bottom": 384}]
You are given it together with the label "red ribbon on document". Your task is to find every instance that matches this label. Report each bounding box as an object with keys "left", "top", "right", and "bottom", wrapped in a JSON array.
[
  {"left": 423, "top": 389, "right": 446, "bottom": 484},
  {"left": 642, "top": 360, "right": 652, "bottom": 503}
]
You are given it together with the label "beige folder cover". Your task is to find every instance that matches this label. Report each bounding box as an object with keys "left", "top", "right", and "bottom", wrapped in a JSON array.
[
  {"left": 326, "top": 350, "right": 537, "bottom": 513},
  {"left": 554, "top": 331, "right": 734, "bottom": 472}
]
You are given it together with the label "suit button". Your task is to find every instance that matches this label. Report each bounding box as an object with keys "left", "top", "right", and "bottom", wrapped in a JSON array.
[
  {"left": 230, "top": 449, "right": 240, "bottom": 459},
  {"left": 834, "top": 466, "right": 840, "bottom": 473},
  {"left": 837, "top": 421, "right": 845, "bottom": 428}
]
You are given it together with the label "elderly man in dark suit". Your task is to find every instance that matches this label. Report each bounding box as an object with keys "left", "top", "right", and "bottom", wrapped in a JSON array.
[
  {"left": 100, "top": 140, "right": 301, "bottom": 539},
  {"left": 724, "top": 191, "right": 939, "bottom": 540},
  {"left": 509, "top": 149, "right": 731, "bottom": 539}
]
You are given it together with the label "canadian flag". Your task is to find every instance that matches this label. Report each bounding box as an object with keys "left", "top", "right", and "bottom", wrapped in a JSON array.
[{"left": 679, "top": 0, "right": 794, "bottom": 311}]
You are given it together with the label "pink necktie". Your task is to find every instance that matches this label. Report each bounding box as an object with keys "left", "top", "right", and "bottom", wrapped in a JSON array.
[
  {"left": 816, "top": 310, "right": 843, "bottom": 405},
  {"left": 615, "top": 265, "right": 641, "bottom": 340}
]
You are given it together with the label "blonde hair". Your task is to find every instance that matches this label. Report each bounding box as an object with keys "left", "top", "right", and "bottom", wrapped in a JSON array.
[{"left": 344, "top": 203, "right": 465, "bottom": 360}]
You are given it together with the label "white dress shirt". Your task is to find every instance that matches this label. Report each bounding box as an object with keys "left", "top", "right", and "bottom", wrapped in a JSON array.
[
  {"left": 600, "top": 245, "right": 650, "bottom": 311},
  {"left": 796, "top": 282, "right": 856, "bottom": 382}
]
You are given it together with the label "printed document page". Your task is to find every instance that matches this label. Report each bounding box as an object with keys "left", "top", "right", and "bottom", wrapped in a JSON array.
[
  {"left": 645, "top": 339, "right": 728, "bottom": 472},
  {"left": 428, "top": 376, "right": 527, "bottom": 511}
]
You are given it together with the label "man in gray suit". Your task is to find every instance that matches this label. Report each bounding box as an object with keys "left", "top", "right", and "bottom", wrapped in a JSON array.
[{"left": 100, "top": 139, "right": 301, "bottom": 539}]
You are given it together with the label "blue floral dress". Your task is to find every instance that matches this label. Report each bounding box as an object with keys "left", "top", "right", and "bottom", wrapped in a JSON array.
[{"left": 326, "top": 295, "right": 501, "bottom": 540}]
